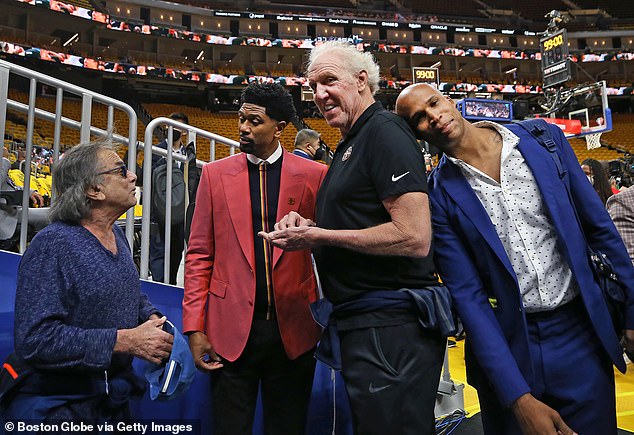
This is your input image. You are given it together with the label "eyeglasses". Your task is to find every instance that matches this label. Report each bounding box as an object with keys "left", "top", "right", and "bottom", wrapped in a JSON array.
[{"left": 97, "top": 164, "right": 127, "bottom": 178}]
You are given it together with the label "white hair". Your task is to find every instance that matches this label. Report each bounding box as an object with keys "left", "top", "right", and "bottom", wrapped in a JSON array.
[{"left": 306, "top": 41, "right": 380, "bottom": 96}]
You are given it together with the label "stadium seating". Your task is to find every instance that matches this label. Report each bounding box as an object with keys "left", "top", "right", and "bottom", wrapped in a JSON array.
[
  {"left": 7, "top": 90, "right": 146, "bottom": 150},
  {"left": 568, "top": 137, "right": 620, "bottom": 162},
  {"left": 402, "top": 0, "right": 484, "bottom": 19},
  {"left": 4, "top": 118, "right": 49, "bottom": 147},
  {"left": 3, "top": 2, "right": 634, "bottom": 432},
  {"left": 484, "top": 0, "right": 570, "bottom": 21},
  {"left": 304, "top": 117, "right": 342, "bottom": 148},
  {"left": 567, "top": 113, "right": 634, "bottom": 163},
  {"left": 2, "top": 0, "right": 632, "bottom": 169},
  {"left": 142, "top": 103, "right": 301, "bottom": 161},
  {"left": 7, "top": 89, "right": 633, "bottom": 168},
  {"left": 602, "top": 113, "right": 634, "bottom": 154}
]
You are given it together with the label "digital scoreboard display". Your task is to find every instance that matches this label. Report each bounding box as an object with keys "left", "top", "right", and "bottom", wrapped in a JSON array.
[
  {"left": 540, "top": 29, "right": 571, "bottom": 88},
  {"left": 457, "top": 99, "right": 514, "bottom": 122},
  {"left": 412, "top": 67, "right": 440, "bottom": 86}
]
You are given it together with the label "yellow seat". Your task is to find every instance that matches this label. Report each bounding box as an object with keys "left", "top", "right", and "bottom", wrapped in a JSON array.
[
  {"left": 119, "top": 204, "right": 143, "bottom": 219},
  {"left": 8, "top": 169, "right": 24, "bottom": 187}
]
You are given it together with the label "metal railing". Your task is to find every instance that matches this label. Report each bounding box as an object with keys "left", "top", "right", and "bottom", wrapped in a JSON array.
[
  {"left": 0, "top": 59, "right": 138, "bottom": 252},
  {"left": 139, "top": 118, "right": 239, "bottom": 282},
  {"left": 0, "top": 59, "right": 241, "bottom": 286}
]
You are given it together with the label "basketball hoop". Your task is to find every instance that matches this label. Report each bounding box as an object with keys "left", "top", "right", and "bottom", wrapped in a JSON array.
[{"left": 585, "top": 132, "right": 602, "bottom": 150}]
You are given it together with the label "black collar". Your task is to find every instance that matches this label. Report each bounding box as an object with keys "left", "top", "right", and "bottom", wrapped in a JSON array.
[{"left": 337, "top": 101, "right": 383, "bottom": 149}]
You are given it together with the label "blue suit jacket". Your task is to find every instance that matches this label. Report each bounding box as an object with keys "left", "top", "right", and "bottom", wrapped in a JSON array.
[{"left": 428, "top": 122, "right": 634, "bottom": 408}]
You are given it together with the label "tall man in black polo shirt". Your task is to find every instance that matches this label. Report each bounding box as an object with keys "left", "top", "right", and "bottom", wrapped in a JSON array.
[{"left": 261, "top": 41, "right": 452, "bottom": 435}]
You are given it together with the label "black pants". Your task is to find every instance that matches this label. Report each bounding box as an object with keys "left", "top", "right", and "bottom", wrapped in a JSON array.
[
  {"left": 211, "top": 319, "right": 316, "bottom": 435},
  {"left": 340, "top": 322, "right": 446, "bottom": 435}
]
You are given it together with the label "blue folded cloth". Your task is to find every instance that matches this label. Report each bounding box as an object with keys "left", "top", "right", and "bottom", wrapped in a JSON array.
[{"left": 310, "top": 286, "right": 457, "bottom": 370}]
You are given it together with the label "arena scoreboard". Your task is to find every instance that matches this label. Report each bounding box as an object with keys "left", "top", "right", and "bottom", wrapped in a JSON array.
[
  {"left": 456, "top": 98, "right": 514, "bottom": 122},
  {"left": 412, "top": 67, "right": 440, "bottom": 87},
  {"left": 540, "top": 29, "right": 571, "bottom": 88}
]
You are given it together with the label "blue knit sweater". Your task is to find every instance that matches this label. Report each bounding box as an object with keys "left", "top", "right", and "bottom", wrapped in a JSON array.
[{"left": 14, "top": 221, "right": 157, "bottom": 374}]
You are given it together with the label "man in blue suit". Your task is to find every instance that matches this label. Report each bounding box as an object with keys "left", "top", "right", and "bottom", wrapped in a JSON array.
[{"left": 396, "top": 83, "right": 634, "bottom": 435}]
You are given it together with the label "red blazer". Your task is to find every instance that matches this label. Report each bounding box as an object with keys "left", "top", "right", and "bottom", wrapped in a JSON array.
[{"left": 183, "top": 151, "right": 327, "bottom": 361}]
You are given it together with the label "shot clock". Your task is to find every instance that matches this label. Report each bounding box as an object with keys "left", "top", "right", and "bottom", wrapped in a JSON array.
[
  {"left": 540, "top": 29, "right": 571, "bottom": 88},
  {"left": 412, "top": 67, "right": 440, "bottom": 87}
]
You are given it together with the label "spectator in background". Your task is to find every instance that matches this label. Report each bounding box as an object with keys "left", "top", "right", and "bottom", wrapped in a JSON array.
[
  {"left": 607, "top": 186, "right": 634, "bottom": 265},
  {"left": 582, "top": 158, "right": 613, "bottom": 205},
  {"left": 293, "top": 128, "right": 324, "bottom": 161},
  {"left": 0, "top": 145, "right": 49, "bottom": 251},
  {"left": 149, "top": 112, "right": 199, "bottom": 284},
  {"left": 4, "top": 139, "right": 173, "bottom": 422},
  {"left": 184, "top": 83, "right": 326, "bottom": 435},
  {"left": 11, "top": 147, "right": 26, "bottom": 171},
  {"left": 610, "top": 176, "right": 621, "bottom": 195}
]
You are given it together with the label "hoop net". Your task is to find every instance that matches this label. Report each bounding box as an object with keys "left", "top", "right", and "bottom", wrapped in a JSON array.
[{"left": 585, "top": 132, "right": 602, "bottom": 150}]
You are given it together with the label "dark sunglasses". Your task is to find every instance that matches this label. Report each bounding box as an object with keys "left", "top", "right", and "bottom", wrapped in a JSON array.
[{"left": 97, "top": 164, "right": 127, "bottom": 178}]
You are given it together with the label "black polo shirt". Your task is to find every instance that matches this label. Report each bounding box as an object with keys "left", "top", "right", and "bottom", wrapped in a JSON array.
[{"left": 313, "top": 102, "right": 439, "bottom": 306}]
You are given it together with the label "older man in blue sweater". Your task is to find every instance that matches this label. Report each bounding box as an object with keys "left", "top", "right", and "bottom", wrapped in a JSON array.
[{"left": 4, "top": 139, "right": 173, "bottom": 423}]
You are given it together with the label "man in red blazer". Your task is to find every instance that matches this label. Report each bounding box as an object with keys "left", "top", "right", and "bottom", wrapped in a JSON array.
[{"left": 183, "top": 82, "right": 327, "bottom": 435}]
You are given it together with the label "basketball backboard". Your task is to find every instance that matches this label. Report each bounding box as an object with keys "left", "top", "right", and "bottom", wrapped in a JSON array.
[{"left": 538, "top": 81, "right": 612, "bottom": 138}]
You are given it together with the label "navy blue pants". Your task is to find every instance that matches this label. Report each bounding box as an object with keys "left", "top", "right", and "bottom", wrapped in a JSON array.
[{"left": 479, "top": 298, "right": 617, "bottom": 435}]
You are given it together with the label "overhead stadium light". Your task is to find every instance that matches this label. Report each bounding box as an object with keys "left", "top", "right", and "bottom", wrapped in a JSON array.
[{"left": 430, "top": 61, "right": 442, "bottom": 69}]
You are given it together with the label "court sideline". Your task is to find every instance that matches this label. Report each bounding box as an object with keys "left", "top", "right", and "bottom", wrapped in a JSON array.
[{"left": 447, "top": 338, "right": 634, "bottom": 433}]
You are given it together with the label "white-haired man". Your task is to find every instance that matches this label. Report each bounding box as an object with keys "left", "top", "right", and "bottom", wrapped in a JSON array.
[{"left": 260, "top": 41, "right": 453, "bottom": 435}]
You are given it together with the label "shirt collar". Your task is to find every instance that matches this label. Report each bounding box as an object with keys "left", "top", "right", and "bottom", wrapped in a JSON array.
[
  {"left": 446, "top": 121, "right": 519, "bottom": 166},
  {"left": 294, "top": 148, "right": 311, "bottom": 158},
  {"left": 473, "top": 120, "right": 519, "bottom": 147},
  {"left": 339, "top": 101, "right": 382, "bottom": 146},
  {"left": 246, "top": 143, "right": 283, "bottom": 165}
]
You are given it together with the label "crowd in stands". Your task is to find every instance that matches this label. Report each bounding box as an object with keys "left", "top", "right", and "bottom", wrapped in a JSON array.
[
  {"left": 1, "top": 0, "right": 632, "bottom": 108},
  {"left": 5, "top": 36, "right": 634, "bottom": 96}
]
